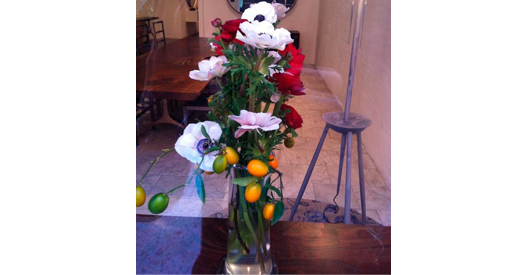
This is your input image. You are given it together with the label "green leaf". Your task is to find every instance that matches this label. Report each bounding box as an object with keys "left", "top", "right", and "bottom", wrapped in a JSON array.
[
  {"left": 232, "top": 176, "right": 258, "bottom": 187},
  {"left": 195, "top": 173, "right": 206, "bottom": 203},
  {"left": 201, "top": 125, "right": 211, "bottom": 140},
  {"left": 266, "top": 184, "right": 282, "bottom": 198},
  {"left": 258, "top": 56, "right": 274, "bottom": 76},
  {"left": 272, "top": 201, "right": 284, "bottom": 225}
]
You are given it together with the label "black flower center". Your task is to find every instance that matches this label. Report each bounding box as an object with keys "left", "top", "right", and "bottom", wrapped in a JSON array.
[
  {"left": 254, "top": 14, "right": 265, "bottom": 22},
  {"left": 196, "top": 139, "right": 210, "bottom": 155}
]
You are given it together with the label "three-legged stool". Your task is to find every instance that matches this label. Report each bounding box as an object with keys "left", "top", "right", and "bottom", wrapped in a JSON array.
[{"left": 288, "top": 112, "right": 371, "bottom": 224}]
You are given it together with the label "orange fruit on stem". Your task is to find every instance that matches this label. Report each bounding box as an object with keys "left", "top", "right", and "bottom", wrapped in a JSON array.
[
  {"left": 224, "top": 146, "right": 239, "bottom": 165},
  {"left": 247, "top": 159, "right": 269, "bottom": 177},
  {"left": 136, "top": 186, "right": 146, "bottom": 207},
  {"left": 245, "top": 182, "right": 262, "bottom": 203},
  {"left": 263, "top": 203, "right": 276, "bottom": 220},
  {"left": 268, "top": 155, "right": 278, "bottom": 169}
]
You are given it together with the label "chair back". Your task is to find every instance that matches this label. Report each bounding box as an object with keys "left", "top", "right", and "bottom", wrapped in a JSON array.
[
  {"left": 152, "top": 21, "right": 167, "bottom": 47},
  {"left": 136, "top": 23, "right": 151, "bottom": 56}
]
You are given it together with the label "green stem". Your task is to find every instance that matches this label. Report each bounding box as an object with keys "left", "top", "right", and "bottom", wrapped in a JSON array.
[
  {"left": 256, "top": 203, "right": 269, "bottom": 257},
  {"left": 239, "top": 73, "right": 248, "bottom": 97},
  {"left": 252, "top": 132, "right": 264, "bottom": 153},
  {"left": 166, "top": 184, "right": 186, "bottom": 195},
  {"left": 263, "top": 101, "right": 270, "bottom": 113},
  {"left": 215, "top": 76, "right": 222, "bottom": 89},
  {"left": 255, "top": 101, "right": 261, "bottom": 112},
  {"left": 234, "top": 208, "right": 251, "bottom": 254},
  {"left": 249, "top": 89, "right": 256, "bottom": 112},
  {"left": 249, "top": 52, "right": 266, "bottom": 112},
  {"left": 272, "top": 96, "right": 284, "bottom": 117},
  {"left": 137, "top": 148, "right": 175, "bottom": 186},
  {"left": 239, "top": 185, "right": 266, "bottom": 273}
]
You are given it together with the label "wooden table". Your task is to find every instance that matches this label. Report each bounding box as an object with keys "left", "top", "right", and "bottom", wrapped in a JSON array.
[
  {"left": 137, "top": 36, "right": 214, "bottom": 127},
  {"left": 137, "top": 36, "right": 213, "bottom": 101},
  {"left": 136, "top": 215, "right": 391, "bottom": 274}
]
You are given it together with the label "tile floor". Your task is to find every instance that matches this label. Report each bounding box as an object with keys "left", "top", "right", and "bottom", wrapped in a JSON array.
[{"left": 136, "top": 65, "right": 391, "bottom": 226}]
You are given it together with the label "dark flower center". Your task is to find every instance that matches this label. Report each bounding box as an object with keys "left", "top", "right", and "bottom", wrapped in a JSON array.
[
  {"left": 196, "top": 139, "right": 210, "bottom": 154},
  {"left": 254, "top": 14, "right": 265, "bottom": 22}
]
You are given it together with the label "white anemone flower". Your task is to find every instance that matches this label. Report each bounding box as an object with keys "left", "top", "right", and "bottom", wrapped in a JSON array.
[
  {"left": 228, "top": 110, "right": 282, "bottom": 138},
  {"left": 174, "top": 121, "right": 222, "bottom": 172},
  {"left": 189, "top": 56, "right": 229, "bottom": 81},
  {"left": 242, "top": 1, "right": 277, "bottom": 24},
  {"left": 236, "top": 21, "right": 293, "bottom": 50},
  {"left": 272, "top": 3, "right": 289, "bottom": 20}
]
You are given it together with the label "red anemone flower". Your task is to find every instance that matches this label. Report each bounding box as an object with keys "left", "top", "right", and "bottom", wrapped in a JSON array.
[
  {"left": 271, "top": 73, "right": 305, "bottom": 96},
  {"left": 220, "top": 19, "right": 248, "bottom": 42},
  {"left": 279, "top": 43, "right": 305, "bottom": 76},
  {"left": 280, "top": 104, "right": 303, "bottom": 129}
]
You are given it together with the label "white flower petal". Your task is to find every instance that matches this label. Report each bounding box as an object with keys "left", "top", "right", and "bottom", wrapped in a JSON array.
[
  {"left": 189, "top": 70, "right": 209, "bottom": 81},
  {"left": 236, "top": 21, "right": 293, "bottom": 50},
  {"left": 191, "top": 123, "right": 204, "bottom": 140},
  {"left": 190, "top": 56, "right": 229, "bottom": 81},
  {"left": 176, "top": 133, "right": 197, "bottom": 149},
  {"left": 198, "top": 60, "right": 210, "bottom": 72},
  {"left": 203, "top": 121, "right": 222, "bottom": 141},
  {"left": 228, "top": 110, "right": 282, "bottom": 138},
  {"left": 234, "top": 128, "right": 250, "bottom": 138},
  {"left": 261, "top": 122, "right": 281, "bottom": 131},
  {"left": 239, "top": 125, "right": 261, "bottom": 130},
  {"left": 208, "top": 126, "right": 222, "bottom": 141},
  {"left": 183, "top": 146, "right": 202, "bottom": 164},
  {"left": 242, "top": 2, "right": 277, "bottom": 24},
  {"left": 201, "top": 153, "right": 216, "bottom": 172}
]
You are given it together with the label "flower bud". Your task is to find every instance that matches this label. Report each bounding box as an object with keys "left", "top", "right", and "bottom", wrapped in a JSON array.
[
  {"left": 211, "top": 18, "right": 222, "bottom": 28},
  {"left": 272, "top": 3, "right": 289, "bottom": 20}
]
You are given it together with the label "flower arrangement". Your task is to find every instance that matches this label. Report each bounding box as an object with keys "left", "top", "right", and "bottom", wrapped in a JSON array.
[{"left": 136, "top": 2, "right": 305, "bottom": 273}]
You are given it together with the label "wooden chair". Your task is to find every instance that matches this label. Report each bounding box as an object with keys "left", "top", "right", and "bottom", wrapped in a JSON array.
[
  {"left": 136, "top": 24, "right": 151, "bottom": 56},
  {"left": 152, "top": 21, "right": 167, "bottom": 47},
  {"left": 182, "top": 80, "right": 220, "bottom": 126}
]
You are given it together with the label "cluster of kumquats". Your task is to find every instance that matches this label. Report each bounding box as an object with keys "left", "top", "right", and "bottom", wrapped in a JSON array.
[{"left": 136, "top": 142, "right": 291, "bottom": 220}]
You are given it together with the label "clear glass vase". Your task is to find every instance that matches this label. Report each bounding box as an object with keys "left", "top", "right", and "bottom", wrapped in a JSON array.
[{"left": 222, "top": 171, "right": 277, "bottom": 274}]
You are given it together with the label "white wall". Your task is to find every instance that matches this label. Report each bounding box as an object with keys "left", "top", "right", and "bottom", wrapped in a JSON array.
[
  {"left": 315, "top": 0, "right": 391, "bottom": 185},
  {"left": 197, "top": 0, "right": 319, "bottom": 64},
  {"left": 137, "top": 0, "right": 198, "bottom": 39}
]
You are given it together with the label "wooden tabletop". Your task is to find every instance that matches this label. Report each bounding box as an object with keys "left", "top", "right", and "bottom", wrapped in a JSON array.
[
  {"left": 136, "top": 36, "right": 214, "bottom": 101},
  {"left": 136, "top": 215, "right": 391, "bottom": 274}
]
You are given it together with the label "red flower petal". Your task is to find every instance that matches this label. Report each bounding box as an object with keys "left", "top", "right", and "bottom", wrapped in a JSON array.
[
  {"left": 221, "top": 19, "right": 248, "bottom": 35},
  {"left": 271, "top": 73, "right": 306, "bottom": 96},
  {"left": 279, "top": 43, "right": 305, "bottom": 76},
  {"left": 280, "top": 104, "right": 303, "bottom": 129}
]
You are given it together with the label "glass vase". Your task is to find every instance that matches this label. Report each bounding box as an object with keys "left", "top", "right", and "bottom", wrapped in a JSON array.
[{"left": 222, "top": 171, "right": 277, "bottom": 274}]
